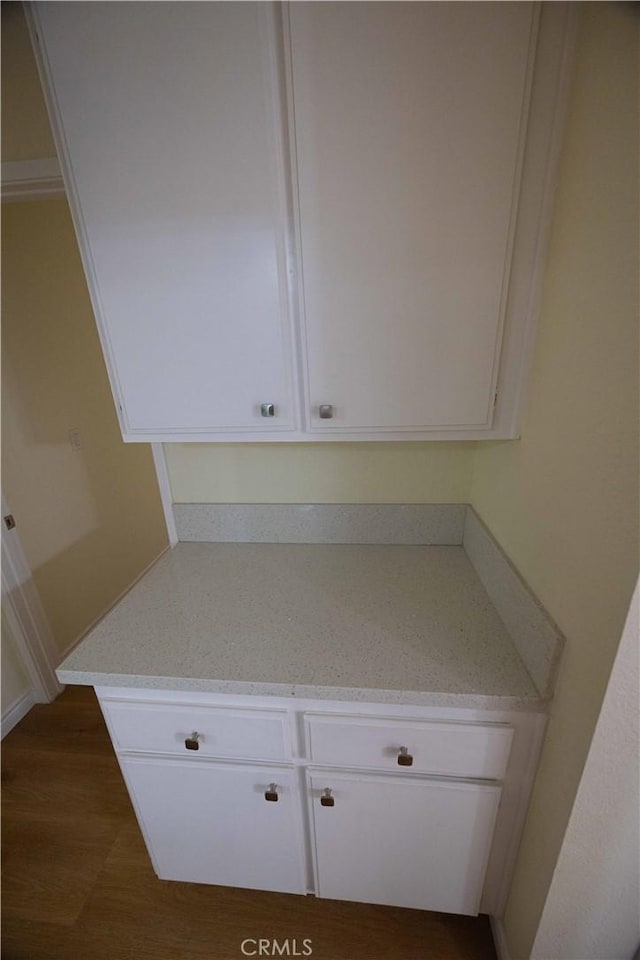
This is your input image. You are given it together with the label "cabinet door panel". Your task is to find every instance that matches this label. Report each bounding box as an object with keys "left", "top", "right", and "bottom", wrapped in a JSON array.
[
  {"left": 309, "top": 770, "right": 501, "bottom": 915},
  {"left": 34, "top": 2, "right": 295, "bottom": 437},
  {"left": 121, "top": 758, "right": 305, "bottom": 894},
  {"left": 290, "top": 3, "right": 535, "bottom": 432}
]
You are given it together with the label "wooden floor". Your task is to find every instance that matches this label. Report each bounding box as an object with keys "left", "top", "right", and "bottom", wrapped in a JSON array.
[{"left": 1, "top": 687, "right": 497, "bottom": 960}]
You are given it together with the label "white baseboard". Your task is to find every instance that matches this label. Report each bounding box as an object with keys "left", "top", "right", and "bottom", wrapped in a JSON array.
[
  {"left": 1, "top": 688, "right": 37, "bottom": 739},
  {"left": 490, "top": 917, "right": 513, "bottom": 960}
]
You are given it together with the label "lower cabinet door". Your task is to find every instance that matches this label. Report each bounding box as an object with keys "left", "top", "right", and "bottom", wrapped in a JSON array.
[
  {"left": 308, "top": 770, "right": 501, "bottom": 915},
  {"left": 121, "top": 757, "right": 306, "bottom": 894}
]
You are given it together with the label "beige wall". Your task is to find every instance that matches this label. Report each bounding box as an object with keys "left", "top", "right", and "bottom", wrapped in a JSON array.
[
  {"left": 2, "top": 3, "right": 168, "bottom": 660},
  {"left": 165, "top": 442, "right": 474, "bottom": 504},
  {"left": 2, "top": 197, "right": 169, "bottom": 657},
  {"left": 470, "top": 6, "right": 639, "bottom": 956},
  {"left": 1, "top": 2, "right": 56, "bottom": 161}
]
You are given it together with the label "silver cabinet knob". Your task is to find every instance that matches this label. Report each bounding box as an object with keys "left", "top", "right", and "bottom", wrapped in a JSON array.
[
  {"left": 185, "top": 732, "right": 201, "bottom": 751},
  {"left": 397, "top": 746, "right": 413, "bottom": 766},
  {"left": 319, "top": 404, "right": 334, "bottom": 419},
  {"left": 320, "top": 788, "right": 335, "bottom": 807},
  {"left": 265, "top": 782, "right": 279, "bottom": 802},
  {"left": 260, "top": 402, "right": 275, "bottom": 418}
]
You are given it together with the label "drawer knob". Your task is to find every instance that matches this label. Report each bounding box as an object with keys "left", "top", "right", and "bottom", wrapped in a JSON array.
[
  {"left": 264, "top": 783, "right": 279, "bottom": 802},
  {"left": 318, "top": 404, "right": 334, "bottom": 419},
  {"left": 397, "top": 746, "right": 413, "bottom": 766},
  {"left": 260, "top": 402, "right": 275, "bottom": 418},
  {"left": 185, "top": 732, "right": 201, "bottom": 751},
  {"left": 320, "top": 788, "right": 335, "bottom": 807}
]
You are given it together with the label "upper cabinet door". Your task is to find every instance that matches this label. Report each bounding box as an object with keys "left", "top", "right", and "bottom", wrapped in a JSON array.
[
  {"left": 32, "top": 2, "right": 573, "bottom": 442},
  {"left": 288, "top": 2, "right": 570, "bottom": 437},
  {"left": 32, "top": 2, "right": 297, "bottom": 440}
]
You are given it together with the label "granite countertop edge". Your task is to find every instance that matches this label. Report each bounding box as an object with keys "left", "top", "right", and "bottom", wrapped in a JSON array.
[{"left": 57, "top": 667, "right": 548, "bottom": 713}]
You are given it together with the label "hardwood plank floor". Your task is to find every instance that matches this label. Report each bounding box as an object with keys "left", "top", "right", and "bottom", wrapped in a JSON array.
[{"left": 1, "top": 687, "right": 497, "bottom": 960}]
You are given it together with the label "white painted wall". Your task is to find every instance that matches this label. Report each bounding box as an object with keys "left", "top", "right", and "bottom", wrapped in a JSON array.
[{"left": 531, "top": 581, "right": 640, "bottom": 960}]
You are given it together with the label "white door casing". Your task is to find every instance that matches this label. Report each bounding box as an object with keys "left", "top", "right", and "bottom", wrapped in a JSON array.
[{"left": 1, "top": 493, "right": 62, "bottom": 713}]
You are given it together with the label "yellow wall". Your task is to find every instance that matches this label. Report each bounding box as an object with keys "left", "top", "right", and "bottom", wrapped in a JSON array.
[
  {"left": 165, "top": 442, "right": 474, "bottom": 504},
  {"left": 1, "top": 197, "right": 169, "bottom": 657},
  {"left": 470, "top": 6, "right": 639, "bottom": 956},
  {"left": 1, "top": 2, "right": 57, "bottom": 161},
  {"left": 2, "top": 3, "right": 168, "bottom": 660}
]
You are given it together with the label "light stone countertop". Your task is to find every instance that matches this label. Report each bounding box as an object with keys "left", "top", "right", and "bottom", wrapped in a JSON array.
[{"left": 57, "top": 542, "right": 542, "bottom": 710}]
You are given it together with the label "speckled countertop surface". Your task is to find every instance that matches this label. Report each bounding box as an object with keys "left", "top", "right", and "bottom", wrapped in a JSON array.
[{"left": 57, "top": 543, "right": 542, "bottom": 710}]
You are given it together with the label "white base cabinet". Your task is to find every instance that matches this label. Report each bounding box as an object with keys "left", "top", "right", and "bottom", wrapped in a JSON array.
[
  {"left": 97, "top": 688, "right": 546, "bottom": 918},
  {"left": 308, "top": 771, "right": 501, "bottom": 915},
  {"left": 121, "top": 757, "right": 305, "bottom": 895}
]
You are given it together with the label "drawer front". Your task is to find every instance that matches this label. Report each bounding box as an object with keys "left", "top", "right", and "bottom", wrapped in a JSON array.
[
  {"left": 305, "top": 715, "right": 513, "bottom": 779},
  {"left": 101, "top": 700, "right": 289, "bottom": 761}
]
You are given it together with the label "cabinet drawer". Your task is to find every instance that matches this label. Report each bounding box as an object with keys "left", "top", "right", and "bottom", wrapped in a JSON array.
[
  {"left": 305, "top": 715, "right": 513, "bottom": 780},
  {"left": 101, "top": 700, "right": 289, "bottom": 761}
]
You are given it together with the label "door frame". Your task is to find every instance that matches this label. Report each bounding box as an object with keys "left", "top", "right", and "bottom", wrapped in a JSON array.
[{"left": 1, "top": 492, "right": 63, "bottom": 708}]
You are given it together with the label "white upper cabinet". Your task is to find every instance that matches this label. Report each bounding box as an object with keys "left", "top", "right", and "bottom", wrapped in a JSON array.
[
  {"left": 287, "top": 2, "right": 573, "bottom": 438},
  {"left": 32, "top": 2, "right": 297, "bottom": 440},
  {"left": 30, "top": 2, "right": 573, "bottom": 442},
  {"left": 290, "top": 2, "right": 534, "bottom": 435}
]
